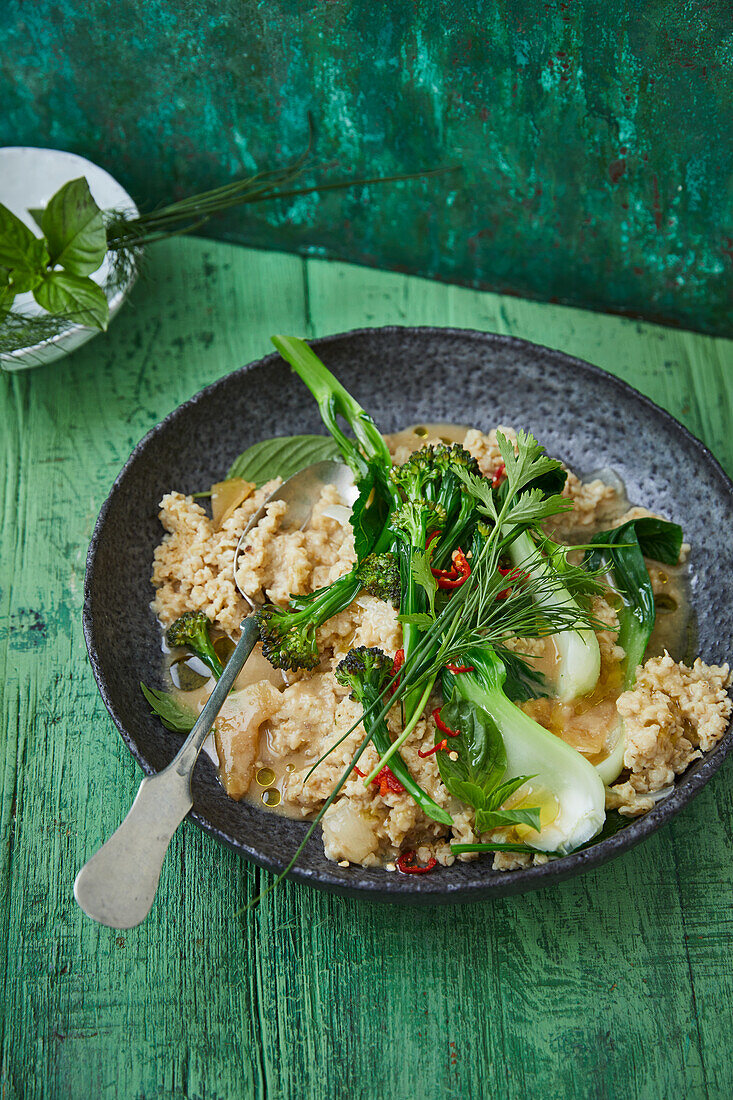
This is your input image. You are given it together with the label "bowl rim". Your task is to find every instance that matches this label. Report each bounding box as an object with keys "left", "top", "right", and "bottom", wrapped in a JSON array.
[{"left": 82, "top": 325, "right": 733, "bottom": 902}]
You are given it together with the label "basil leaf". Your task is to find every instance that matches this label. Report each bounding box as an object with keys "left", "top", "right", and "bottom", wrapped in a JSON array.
[
  {"left": 350, "top": 461, "right": 389, "bottom": 559},
  {"left": 436, "top": 699, "right": 539, "bottom": 831},
  {"left": 33, "top": 271, "right": 109, "bottom": 330},
  {"left": 476, "top": 807, "right": 541, "bottom": 834},
  {"left": 41, "top": 177, "right": 107, "bottom": 275},
  {"left": 0, "top": 283, "right": 16, "bottom": 319},
  {"left": 0, "top": 203, "right": 47, "bottom": 270},
  {"left": 436, "top": 699, "right": 507, "bottom": 801},
  {"left": 631, "top": 516, "right": 683, "bottom": 565},
  {"left": 226, "top": 434, "right": 341, "bottom": 486},
  {"left": 7, "top": 267, "right": 44, "bottom": 294},
  {"left": 491, "top": 774, "right": 535, "bottom": 806},
  {"left": 28, "top": 207, "right": 45, "bottom": 231},
  {"left": 584, "top": 517, "right": 682, "bottom": 687},
  {"left": 140, "top": 683, "right": 196, "bottom": 733}
]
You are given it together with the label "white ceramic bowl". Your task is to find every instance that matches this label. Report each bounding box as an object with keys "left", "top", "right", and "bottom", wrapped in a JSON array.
[{"left": 0, "top": 147, "right": 139, "bottom": 371}]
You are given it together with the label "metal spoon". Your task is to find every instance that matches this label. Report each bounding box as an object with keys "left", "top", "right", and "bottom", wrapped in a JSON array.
[{"left": 74, "top": 459, "right": 353, "bottom": 928}]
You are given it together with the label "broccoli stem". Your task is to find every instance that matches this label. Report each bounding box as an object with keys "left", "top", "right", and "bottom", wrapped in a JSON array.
[
  {"left": 367, "top": 706, "right": 452, "bottom": 826},
  {"left": 362, "top": 677, "right": 436, "bottom": 786}
]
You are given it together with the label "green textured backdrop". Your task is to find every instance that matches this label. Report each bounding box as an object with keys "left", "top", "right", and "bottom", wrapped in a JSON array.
[{"left": 2, "top": 0, "right": 732, "bottom": 334}]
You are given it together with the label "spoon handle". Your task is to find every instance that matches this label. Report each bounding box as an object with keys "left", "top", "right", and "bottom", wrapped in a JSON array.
[{"left": 74, "top": 616, "right": 260, "bottom": 928}]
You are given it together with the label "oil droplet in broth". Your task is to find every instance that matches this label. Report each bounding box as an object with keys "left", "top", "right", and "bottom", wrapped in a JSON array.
[
  {"left": 256, "top": 767, "right": 276, "bottom": 787},
  {"left": 262, "top": 788, "right": 281, "bottom": 807}
]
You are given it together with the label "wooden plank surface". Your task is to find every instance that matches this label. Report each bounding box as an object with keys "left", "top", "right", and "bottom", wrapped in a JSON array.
[{"left": 1, "top": 239, "right": 732, "bottom": 1100}]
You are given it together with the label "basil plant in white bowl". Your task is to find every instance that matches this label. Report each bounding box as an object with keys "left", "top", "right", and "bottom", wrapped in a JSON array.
[{"left": 1, "top": 140, "right": 441, "bottom": 371}]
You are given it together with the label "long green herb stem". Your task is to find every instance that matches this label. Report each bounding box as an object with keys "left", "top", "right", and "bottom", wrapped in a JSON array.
[{"left": 361, "top": 676, "right": 436, "bottom": 785}]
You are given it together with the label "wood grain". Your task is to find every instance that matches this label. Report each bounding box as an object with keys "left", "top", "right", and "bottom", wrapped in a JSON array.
[{"left": 1, "top": 239, "right": 732, "bottom": 1099}]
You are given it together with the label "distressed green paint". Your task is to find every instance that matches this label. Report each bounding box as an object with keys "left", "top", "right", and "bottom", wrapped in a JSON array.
[
  {"left": 1, "top": 1, "right": 732, "bottom": 336},
  {"left": 1, "top": 238, "right": 733, "bottom": 1098}
]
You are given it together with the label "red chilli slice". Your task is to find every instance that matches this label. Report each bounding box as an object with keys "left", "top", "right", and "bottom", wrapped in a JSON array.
[
  {"left": 418, "top": 738, "right": 448, "bottom": 758},
  {"left": 396, "top": 850, "right": 438, "bottom": 875},
  {"left": 432, "top": 707, "right": 460, "bottom": 737},
  {"left": 389, "top": 648, "right": 405, "bottom": 695},
  {"left": 354, "top": 765, "right": 405, "bottom": 797},
  {"left": 432, "top": 547, "right": 471, "bottom": 589},
  {"left": 491, "top": 462, "right": 506, "bottom": 489}
]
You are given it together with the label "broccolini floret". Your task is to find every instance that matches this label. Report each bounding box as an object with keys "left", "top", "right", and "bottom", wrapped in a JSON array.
[
  {"left": 256, "top": 570, "right": 362, "bottom": 671},
  {"left": 334, "top": 645, "right": 393, "bottom": 701},
  {"left": 356, "top": 552, "right": 401, "bottom": 607},
  {"left": 166, "top": 611, "right": 223, "bottom": 679}
]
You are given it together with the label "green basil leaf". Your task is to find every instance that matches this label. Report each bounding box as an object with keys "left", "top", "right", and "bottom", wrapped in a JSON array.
[
  {"left": 7, "top": 267, "right": 44, "bottom": 294},
  {"left": 489, "top": 775, "right": 534, "bottom": 807},
  {"left": 0, "top": 283, "right": 16, "bottom": 319},
  {"left": 33, "top": 271, "right": 109, "bottom": 330},
  {"left": 141, "top": 683, "right": 196, "bottom": 733},
  {"left": 436, "top": 699, "right": 506, "bottom": 803},
  {"left": 584, "top": 517, "right": 682, "bottom": 686},
  {"left": 28, "top": 207, "right": 46, "bottom": 231},
  {"left": 226, "top": 434, "right": 341, "bottom": 486},
  {"left": 436, "top": 699, "right": 540, "bottom": 830},
  {"left": 631, "top": 516, "right": 683, "bottom": 565},
  {"left": 0, "top": 203, "right": 46, "bottom": 269},
  {"left": 350, "top": 461, "right": 389, "bottom": 559},
  {"left": 41, "top": 177, "right": 107, "bottom": 275},
  {"left": 476, "top": 807, "right": 541, "bottom": 834}
]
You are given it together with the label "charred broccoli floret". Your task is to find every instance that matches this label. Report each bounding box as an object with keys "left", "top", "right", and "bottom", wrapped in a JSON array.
[
  {"left": 389, "top": 446, "right": 440, "bottom": 499},
  {"left": 166, "top": 611, "right": 224, "bottom": 679},
  {"left": 356, "top": 552, "right": 401, "bottom": 607},
  {"left": 256, "top": 570, "right": 362, "bottom": 671},
  {"left": 334, "top": 644, "right": 393, "bottom": 701}
]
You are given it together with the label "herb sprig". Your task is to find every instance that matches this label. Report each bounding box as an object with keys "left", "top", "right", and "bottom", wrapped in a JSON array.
[{"left": 1, "top": 130, "right": 456, "bottom": 356}]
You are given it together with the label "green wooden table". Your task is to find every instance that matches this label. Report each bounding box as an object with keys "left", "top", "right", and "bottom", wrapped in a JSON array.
[{"left": 2, "top": 240, "right": 732, "bottom": 1100}]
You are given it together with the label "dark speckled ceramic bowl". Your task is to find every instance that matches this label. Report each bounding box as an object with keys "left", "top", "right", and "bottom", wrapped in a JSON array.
[{"left": 83, "top": 327, "right": 733, "bottom": 902}]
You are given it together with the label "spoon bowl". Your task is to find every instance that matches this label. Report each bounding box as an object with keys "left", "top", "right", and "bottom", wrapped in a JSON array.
[{"left": 233, "top": 459, "right": 355, "bottom": 607}]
